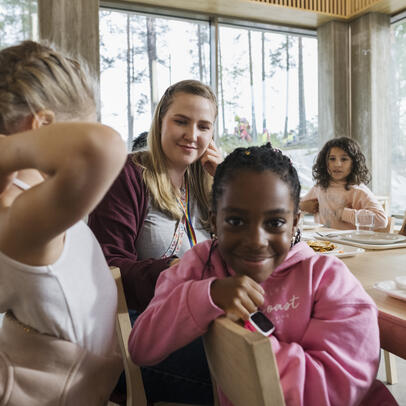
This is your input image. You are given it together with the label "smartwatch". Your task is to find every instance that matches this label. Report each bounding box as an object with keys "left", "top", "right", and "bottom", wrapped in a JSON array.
[{"left": 244, "top": 311, "right": 275, "bottom": 337}]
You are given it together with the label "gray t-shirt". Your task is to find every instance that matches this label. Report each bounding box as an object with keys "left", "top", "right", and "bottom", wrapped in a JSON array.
[{"left": 135, "top": 197, "right": 210, "bottom": 260}]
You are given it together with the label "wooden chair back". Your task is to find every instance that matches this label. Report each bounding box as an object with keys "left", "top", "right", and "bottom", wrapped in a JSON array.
[
  {"left": 399, "top": 212, "right": 406, "bottom": 236},
  {"left": 110, "top": 266, "right": 147, "bottom": 406},
  {"left": 203, "top": 317, "right": 285, "bottom": 406},
  {"left": 375, "top": 195, "right": 390, "bottom": 217}
]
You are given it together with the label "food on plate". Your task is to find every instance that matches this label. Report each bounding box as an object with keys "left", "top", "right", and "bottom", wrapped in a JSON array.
[{"left": 306, "top": 240, "right": 337, "bottom": 253}]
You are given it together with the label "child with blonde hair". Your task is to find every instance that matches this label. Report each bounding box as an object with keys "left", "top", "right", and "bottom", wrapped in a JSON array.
[
  {"left": 0, "top": 41, "right": 126, "bottom": 405},
  {"left": 300, "top": 137, "right": 387, "bottom": 229}
]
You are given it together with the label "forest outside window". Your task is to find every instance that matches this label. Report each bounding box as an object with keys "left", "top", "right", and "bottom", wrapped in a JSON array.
[
  {"left": 99, "top": 6, "right": 318, "bottom": 193},
  {"left": 391, "top": 17, "right": 406, "bottom": 217},
  {"left": 99, "top": 8, "right": 211, "bottom": 151},
  {"left": 0, "top": 0, "right": 37, "bottom": 49}
]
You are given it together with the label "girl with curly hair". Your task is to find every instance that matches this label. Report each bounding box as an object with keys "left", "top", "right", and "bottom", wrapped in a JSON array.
[{"left": 300, "top": 137, "right": 387, "bottom": 229}]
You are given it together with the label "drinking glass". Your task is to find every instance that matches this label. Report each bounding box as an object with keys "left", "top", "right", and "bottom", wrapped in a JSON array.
[{"left": 355, "top": 210, "right": 375, "bottom": 234}]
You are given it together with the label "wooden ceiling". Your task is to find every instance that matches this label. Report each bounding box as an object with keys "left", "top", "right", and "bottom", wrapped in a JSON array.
[{"left": 117, "top": 0, "right": 406, "bottom": 29}]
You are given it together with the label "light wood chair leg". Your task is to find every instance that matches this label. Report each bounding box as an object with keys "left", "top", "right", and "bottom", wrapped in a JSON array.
[{"left": 384, "top": 350, "right": 398, "bottom": 385}]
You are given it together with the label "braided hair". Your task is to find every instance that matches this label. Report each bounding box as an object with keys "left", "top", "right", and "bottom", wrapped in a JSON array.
[
  {"left": 202, "top": 143, "right": 301, "bottom": 278},
  {"left": 312, "top": 136, "right": 370, "bottom": 190},
  {"left": 0, "top": 40, "right": 96, "bottom": 134},
  {"left": 212, "top": 143, "right": 301, "bottom": 214}
]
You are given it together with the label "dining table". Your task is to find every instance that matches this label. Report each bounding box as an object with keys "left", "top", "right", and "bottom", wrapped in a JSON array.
[
  {"left": 342, "top": 247, "right": 406, "bottom": 361},
  {"left": 304, "top": 223, "right": 406, "bottom": 362}
]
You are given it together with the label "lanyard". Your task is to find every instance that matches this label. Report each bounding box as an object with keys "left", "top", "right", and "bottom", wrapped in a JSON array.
[{"left": 178, "top": 182, "right": 197, "bottom": 248}]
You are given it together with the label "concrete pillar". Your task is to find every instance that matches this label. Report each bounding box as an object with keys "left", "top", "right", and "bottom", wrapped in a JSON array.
[
  {"left": 317, "top": 21, "right": 351, "bottom": 145},
  {"left": 37, "top": 0, "right": 100, "bottom": 109},
  {"left": 351, "top": 13, "right": 391, "bottom": 196}
]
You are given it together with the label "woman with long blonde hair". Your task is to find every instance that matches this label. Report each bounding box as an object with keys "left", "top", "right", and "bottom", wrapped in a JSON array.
[{"left": 89, "top": 79, "right": 222, "bottom": 404}]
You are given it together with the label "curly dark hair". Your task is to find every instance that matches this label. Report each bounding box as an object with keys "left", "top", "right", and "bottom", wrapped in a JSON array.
[
  {"left": 212, "top": 143, "right": 301, "bottom": 214},
  {"left": 312, "top": 137, "right": 370, "bottom": 190}
]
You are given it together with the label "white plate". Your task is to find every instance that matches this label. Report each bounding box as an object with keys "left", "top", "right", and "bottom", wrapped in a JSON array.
[
  {"left": 322, "top": 243, "right": 365, "bottom": 258},
  {"left": 305, "top": 240, "right": 364, "bottom": 258},
  {"left": 374, "top": 280, "right": 406, "bottom": 301},
  {"left": 340, "top": 232, "right": 406, "bottom": 245},
  {"left": 302, "top": 223, "right": 323, "bottom": 230}
]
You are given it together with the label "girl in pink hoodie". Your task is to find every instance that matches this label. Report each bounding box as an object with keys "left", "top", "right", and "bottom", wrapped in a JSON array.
[{"left": 129, "top": 144, "right": 382, "bottom": 406}]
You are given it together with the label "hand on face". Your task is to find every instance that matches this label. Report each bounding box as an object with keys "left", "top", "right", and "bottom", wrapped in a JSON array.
[
  {"left": 200, "top": 140, "right": 223, "bottom": 177},
  {"left": 0, "top": 135, "right": 17, "bottom": 195},
  {"left": 210, "top": 275, "right": 264, "bottom": 321}
]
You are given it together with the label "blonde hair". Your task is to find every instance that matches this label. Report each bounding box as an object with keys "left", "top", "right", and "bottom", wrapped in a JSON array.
[
  {"left": 133, "top": 79, "right": 218, "bottom": 225},
  {"left": 0, "top": 40, "right": 96, "bottom": 134}
]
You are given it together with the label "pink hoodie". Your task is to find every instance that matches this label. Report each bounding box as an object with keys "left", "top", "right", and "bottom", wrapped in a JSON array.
[{"left": 129, "top": 241, "right": 380, "bottom": 406}]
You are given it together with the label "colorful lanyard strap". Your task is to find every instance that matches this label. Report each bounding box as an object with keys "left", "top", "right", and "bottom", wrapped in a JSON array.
[{"left": 178, "top": 182, "right": 197, "bottom": 248}]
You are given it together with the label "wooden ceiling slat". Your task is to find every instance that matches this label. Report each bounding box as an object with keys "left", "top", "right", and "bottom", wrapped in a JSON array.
[{"left": 249, "top": 0, "right": 395, "bottom": 18}]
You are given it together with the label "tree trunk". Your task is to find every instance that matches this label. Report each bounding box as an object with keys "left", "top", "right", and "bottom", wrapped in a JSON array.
[
  {"left": 126, "top": 14, "right": 134, "bottom": 150},
  {"left": 248, "top": 30, "right": 257, "bottom": 142},
  {"left": 219, "top": 40, "right": 226, "bottom": 136},
  {"left": 27, "top": 0, "right": 34, "bottom": 38},
  {"left": 298, "top": 37, "right": 307, "bottom": 140},
  {"left": 283, "top": 36, "right": 290, "bottom": 140},
  {"left": 197, "top": 25, "right": 203, "bottom": 81},
  {"left": 146, "top": 17, "right": 158, "bottom": 115},
  {"left": 262, "top": 32, "right": 266, "bottom": 135}
]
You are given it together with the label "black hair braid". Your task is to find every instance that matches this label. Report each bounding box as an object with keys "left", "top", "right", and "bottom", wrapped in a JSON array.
[
  {"left": 201, "top": 238, "right": 218, "bottom": 280},
  {"left": 211, "top": 143, "right": 301, "bottom": 214}
]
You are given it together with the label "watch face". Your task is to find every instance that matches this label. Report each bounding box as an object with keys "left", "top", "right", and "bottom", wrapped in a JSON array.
[{"left": 250, "top": 312, "right": 274, "bottom": 334}]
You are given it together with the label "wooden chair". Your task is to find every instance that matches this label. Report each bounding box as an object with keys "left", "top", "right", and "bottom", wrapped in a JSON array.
[
  {"left": 368, "top": 212, "right": 398, "bottom": 384},
  {"left": 110, "top": 266, "right": 148, "bottom": 406},
  {"left": 110, "top": 267, "right": 200, "bottom": 406},
  {"left": 203, "top": 317, "right": 285, "bottom": 406},
  {"left": 399, "top": 211, "right": 406, "bottom": 236},
  {"left": 375, "top": 195, "right": 390, "bottom": 217}
]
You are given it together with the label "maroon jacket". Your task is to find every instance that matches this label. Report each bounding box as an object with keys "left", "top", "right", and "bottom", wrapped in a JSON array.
[{"left": 88, "top": 155, "right": 176, "bottom": 312}]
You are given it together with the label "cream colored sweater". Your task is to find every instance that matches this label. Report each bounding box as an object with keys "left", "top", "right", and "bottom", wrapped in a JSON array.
[{"left": 301, "top": 182, "right": 388, "bottom": 230}]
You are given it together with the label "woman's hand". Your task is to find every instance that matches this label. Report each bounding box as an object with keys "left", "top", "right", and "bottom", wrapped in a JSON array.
[
  {"left": 210, "top": 275, "right": 264, "bottom": 321},
  {"left": 0, "top": 135, "right": 17, "bottom": 195},
  {"left": 300, "top": 198, "right": 319, "bottom": 214},
  {"left": 200, "top": 140, "right": 223, "bottom": 177}
]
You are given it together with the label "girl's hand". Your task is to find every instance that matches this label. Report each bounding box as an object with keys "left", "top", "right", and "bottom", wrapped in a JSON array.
[
  {"left": 168, "top": 257, "right": 180, "bottom": 267},
  {"left": 0, "top": 135, "right": 17, "bottom": 195},
  {"left": 210, "top": 275, "right": 265, "bottom": 321},
  {"left": 300, "top": 198, "right": 319, "bottom": 214},
  {"left": 200, "top": 140, "right": 223, "bottom": 177}
]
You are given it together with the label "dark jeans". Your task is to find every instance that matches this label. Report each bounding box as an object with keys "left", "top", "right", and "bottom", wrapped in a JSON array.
[{"left": 115, "top": 310, "right": 213, "bottom": 405}]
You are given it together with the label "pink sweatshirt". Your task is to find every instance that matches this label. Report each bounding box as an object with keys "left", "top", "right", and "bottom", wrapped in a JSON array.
[
  {"left": 301, "top": 183, "right": 387, "bottom": 230},
  {"left": 129, "top": 241, "right": 380, "bottom": 406}
]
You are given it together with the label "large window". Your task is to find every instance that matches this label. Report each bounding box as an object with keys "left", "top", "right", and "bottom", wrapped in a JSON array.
[
  {"left": 216, "top": 24, "right": 318, "bottom": 193},
  {"left": 391, "top": 18, "right": 406, "bottom": 216},
  {"left": 100, "top": 9, "right": 210, "bottom": 150},
  {"left": 99, "top": 7, "right": 318, "bottom": 191},
  {"left": 0, "top": 0, "right": 37, "bottom": 49}
]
